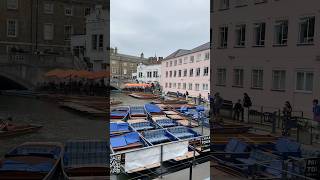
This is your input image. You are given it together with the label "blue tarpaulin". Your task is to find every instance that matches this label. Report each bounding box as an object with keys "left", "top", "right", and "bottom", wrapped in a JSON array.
[
  {"left": 144, "top": 104, "right": 161, "bottom": 113},
  {"left": 110, "top": 132, "right": 141, "bottom": 148},
  {"left": 110, "top": 122, "right": 129, "bottom": 133}
]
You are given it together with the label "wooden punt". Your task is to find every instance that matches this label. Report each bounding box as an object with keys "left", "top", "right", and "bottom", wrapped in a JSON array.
[
  {"left": 129, "top": 106, "right": 147, "bottom": 119},
  {"left": 110, "top": 106, "right": 130, "bottom": 120},
  {"left": 129, "top": 93, "right": 159, "bottom": 99},
  {"left": 0, "top": 142, "right": 63, "bottom": 180},
  {"left": 0, "top": 123, "right": 43, "bottom": 138},
  {"left": 62, "top": 140, "right": 109, "bottom": 180}
]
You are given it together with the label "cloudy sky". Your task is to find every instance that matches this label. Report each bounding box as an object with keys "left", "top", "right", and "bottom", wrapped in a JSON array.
[{"left": 110, "top": 0, "right": 210, "bottom": 58}]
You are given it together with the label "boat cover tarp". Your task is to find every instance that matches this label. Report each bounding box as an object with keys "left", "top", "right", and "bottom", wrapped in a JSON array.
[
  {"left": 145, "top": 104, "right": 161, "bottom": 113},
  {"left": 0, "top": 160, "right": 53, "bottom": 172},
  {"left": 10, "top": 146, "right": 61, "bottom": 159},
  {"left": 167, "top": 126, "right": 199, "bottom": 139},
  {"left": 110, "top": 122, "right": 129, "bottom": 133},
  {"left": 196, "top": 106, "right": 205, "bottom": 111},
  {"left": 131, "top": 122, "right": 153, "bottom": 131},
  {"left": 111, "top": 110, "right": 128, "bottom": 117},
  {"left": 130, "top": 106, "right": 145, "bottom": 115},
  {"left": 110, "top": 132, "right": 140, "bottom": 148}
]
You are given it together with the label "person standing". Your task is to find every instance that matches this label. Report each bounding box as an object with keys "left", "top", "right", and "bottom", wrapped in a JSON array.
[
  {"left": 282, "top": 101, "right": 293, "bottom": 136},
  {"left": 213, "top": 93, "right": 224, "bottom": 122},
  {"left": 198, "top": 93, "right": 202, "bottom": 105},
  {"left": 233, "top": 99, "right": 243, "bottom": 121},
  {"left": 186, "top": 91, "right": 189, "bottom": 101},
  {"left": 243, "top": 93, "right": 252, "bottom": 122},
  {"left": 313, "top": 99, "right": 320, "bottom": 140}
]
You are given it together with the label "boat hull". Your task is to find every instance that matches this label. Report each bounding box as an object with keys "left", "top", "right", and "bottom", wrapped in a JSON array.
[{"left": 0, "top": 124, "right": 43, "bottom": 138}]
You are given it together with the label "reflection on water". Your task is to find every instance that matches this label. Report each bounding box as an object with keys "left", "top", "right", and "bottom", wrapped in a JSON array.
[{"left": 0, "top": 95, "right": 106, "bottom": 156}]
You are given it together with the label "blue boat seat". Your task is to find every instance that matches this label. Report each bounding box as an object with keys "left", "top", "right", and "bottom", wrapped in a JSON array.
[
  {"left": 168, "top": 127, "right": 197, "bottom": 139},
  {"left": 131, "top": 122, "right": 153, "bottom": 131},
  {"left": 156, "top": 119, "right": 176, "bottom": 127},
  {"left": 143, "top": 130, "right": 170, "bottom": 144}
]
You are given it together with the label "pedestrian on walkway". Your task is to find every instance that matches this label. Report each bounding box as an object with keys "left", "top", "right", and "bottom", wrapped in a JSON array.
[
  {"left": 233, "top": 99, "right": 243, "bottom": 121},
  {"left": 186, "top": 91, "right": 189, "bottom": 101},
  {"left": 282, "top": 101, "right": 293, "bottom": 136},
  {"left": 198, "top": 93, "right": 202, "bottom": 105},
  {"left": 243, "top": 93, "right": 252, "bottom": 122},
  {"left": 213, "top": 93, "right": 224, "bottom": 122},
  {"left": 312, "top": 99, "right": 320, "bottom": 140}
]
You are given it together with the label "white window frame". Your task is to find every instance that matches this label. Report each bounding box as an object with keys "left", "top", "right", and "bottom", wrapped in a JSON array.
[
  {"left": 196, "top": 68, "right": 201, "bottom": 76},
  {"left": 188, "top": 83, "right": 193, "bottom": 90},
  {"left": 295, "top": 71, "right": 314, "bottom": 92},
  {"left": 184, "top": 57, "right": 188, "bottom": 64},
  {"left": 253, "top": 22, "right": 266, "bottom": 46},
  {"left": 251, "top": 69, "right": 264, "bottom": 89},
  {"left": 273, "top": 20, "right": 288, "bottom": 46},
  {"left": 219, "top": 26, "right": 228, "bottom": 48},
  {"left": 204, "top": 52, "right": 210, "bottom": 60},
  {"left": 298, "top": 16, "right": 315, "bottom": 44},
  {"left": 190, "top": 56, "right": 194, "bottom": 63},
  {"left": 7, "top": 19, "right": 18, "bottom": 37},
  {"left": 195, "top": 84, "right": 200, "bottom": 91},
  {"left": 43, "top": 23, "right": 54, "bottom": 40},
  {"left": 219, "top": 0, "right": 229, "bottom": 10},
  {"left": 64, "top": 25, "right": 73, "bottom": 41},
  {"left": 183, "top": 83, "right": 186, "bottom": 90},
  {"left": 235, "top": 24, "right": 246, "bottom": 47},
  {"left": 233, "top": 69, "right": 244, "bottom": 87},
  {"left": 65, "top": 6, "right": 73, "bottom": 16},
  {"left": 216, "top": 68, "right": 227, "bottom": 86},
  {"left": 272, "top": 70, "right": 286, "bottom": 91},
  {"left": 203, "top": 67, "right": 209, "bottom": 76},
  {"left": 84, "top": 7, "right": 91, "bottom": 16},
  {"left": 7, "top": 0, "right": 18, "bottom": 10}
]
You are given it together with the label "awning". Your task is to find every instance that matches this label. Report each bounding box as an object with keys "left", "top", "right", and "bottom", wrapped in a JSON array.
[{"left": 124, "top": 83, "right": 152, "bottom": 88}]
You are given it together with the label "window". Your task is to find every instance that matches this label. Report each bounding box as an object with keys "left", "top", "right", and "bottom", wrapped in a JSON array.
[
  {"left": 65, "top": 6, "right": 73, "bottom": 16},
  {"left": 219, "top": 0, "right": 229, "bottom": 9},
  {"left": 92, "top": 35, "right": 97, "bottom": 50},
  {"left": 274, "top": 20, "right": 288, "bottom": 45},
  {"left": 43, "top": 24, "right": 54, "bottom": 40},
  {"left": 44, "top": 2, "right": 54, "bottom": 14},
  {"left": 195, "top": 84, "right": 200, "bottom": 91},
  {"left": 183, "top": 83, "right": 186, "bottom": 90},
  {"left": 205, "top": 52, "right": 210, "bottom": 60},
  {"left": 7, "top": 0, "right": 18, "bottom": 9},
  {"left": 197, "top": 54, "right": 201, "bottom": 61},
  {"left": 123, "top": 62, "right": 127, "bottom": 66},
  {"left": 139, "top": 72, "right": 143, "bottom": 78},
  {"left": 170, "top": 61, "right": 172, "bottom": 66},
  {"left": 178, "top": 83, "right": 181, "bottom": 89},
  {"left": 174, "top": 70, "right": 177, "bottom": 77},
  {"left": 166, "top": 62, "right": 168, "bottom": 67},
  {"left": 203, "top": 84, "right": 209, "bottom": 91},
  {"left": 272, "top": 70, "right": 286, "bottom": 90},
  {"left": 64, "top": 25, "right": 72, "bottom": 40},
  {"left": 112, "top": 60, "right": 116, "bottom": 64},
  {"left": 235, "top": 0, "right": 247, "bottom": 7},
  {"left": 252, "top": 69, "right": 263, "bottom": 89},
  {"left": 169, "top": 71, "right": 172, "bottom": 77},
  {"left": 183, "top": 69, "right": 187, "bottom": 77},
  {"left": 178, "top": 70, "right": 181, "bottom": 77},
  {"left": 166, "top": 71, "right": 168, "bottom": 77},
  {"left": 216, "top": 68, "right": 226, "bottom": 86},
  {"left": 7, "top": 19, "right": 17, "bottom": 37},
  {"left": 253, "top": 23, "right": 266, "bottom": 46},
  {"left": 196, "top": 68, "right": 201, "bottom": 76},
  {"left": 179, "top": 58, "right": 182, "bottom": 65},
  {"left": 298, "top": 16, "right": 315, "bottom": 44},
  {"left": 112, "top": 67, "right": 117, "bottom": 74},
  {"left": 130, "top": 63, "right": 134, "bottom": 67},
  {"left": 84, "top": 7, "right": 91, "bottom": 16},
  {"left": 203, "top": 67, "right": 209, "bottom": 76},
  {"left": 188, "top": 83, "right": 193, "bottom": 90},
  {"left": 184, "top": 57, "right": 188, "bottom": 64},
  {"left": 123, "top": 69, "right": 127, "bottom": 75},
  {"left": 174, "top": 60, "right": 177, "bottom": 66},
  {"left": 153, "top": 71, "right": 158, "bottom": 77},
  {"left": 169, "top": 83, "right": 172, "bottom": 88},
  {"left": 147, "top": 72, "right": 152, "bottom": 78},
  {"left": 98, "top": 35, "right": 104, "bottom": 50},
  {"left": 296, "top": 71, "right": 313, "bottom": 92},
  {"left": 190, "top": 56, "right": 194, "bottom": 63},
  {"left": 219, "top": 26, "right": 228, "bottom": 48},
  {"left": 233, "top": 69, "right": 244, "bottom": 87},
  {"left": 235, "top": 24, "right": 246, "bottom": 47},
  {"left": 189, "top": 69, "right": 194, "bottom": 77},
  {"left": 165, "top": 83, "right": 168, "bottom": 88},
  {"left": 173, "top": 83, "right": 176, "bottom": 88}
]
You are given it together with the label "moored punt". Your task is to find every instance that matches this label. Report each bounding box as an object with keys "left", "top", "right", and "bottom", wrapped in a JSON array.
[
  {"left": 151, "top": 116, "right": 180, "bottom": 128},
  {"left": 0, "top": 142, "right": 63, "bottom": 180},
  {"left": 59, "top": 102, "right": 106, "bottom": 117},
  {"left": 129, "top": 119, "right": 158, "bottom": 131},
  {"left": 110, "top": 106, "right": 130, "bottom": 120},
  {"left": 0, "top": 123, "right": 43, "bottom": 138},
  {"left": 110, "top": 122, "right": 131, "bottom": 136},
  {"left": 144, "top": 104, "right": 165, "bottom": 117},
  {"left": 110, "top": 132, "right": 148, "bottom": 152},
  {"left": 151, "top": 99, "right": 188, "bottom": 104},
  {"left": 167, "top": 126, "right": 201, "bottom": 140},
  {"left": 141, "top": 129, "right": 178, "bottom": 145},
  {"left": 129, "top": 106, "right": 147, "bottom": 119},
  {"left": 128, "top": 93, "right": 159, "bottom": 99},
  {"left": 62, "top": 140, "right": 108, "bottom": 180}
]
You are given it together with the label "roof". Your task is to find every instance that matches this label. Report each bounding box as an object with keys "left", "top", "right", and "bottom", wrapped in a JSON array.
[{"left": 165, "top": 42, "right": 210, "bottom": 60}]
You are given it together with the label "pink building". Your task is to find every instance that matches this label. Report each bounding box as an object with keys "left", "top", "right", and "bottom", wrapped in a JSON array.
[
  {"left": 211, "top": 0, "right": 320, "bottom": 117},
  {"left": 161, "top": 42, "right": 210, "bottom": 100}
]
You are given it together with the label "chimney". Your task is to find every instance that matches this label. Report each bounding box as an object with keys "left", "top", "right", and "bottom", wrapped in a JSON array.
[
  {"left": 140, "top": 52, "right": 144, "bottom": 59},
  {"left": 115, "top": 47, "right": 118, "bottom": 54}
]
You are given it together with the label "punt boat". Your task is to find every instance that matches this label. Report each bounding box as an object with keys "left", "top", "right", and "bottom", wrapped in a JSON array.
[
  {"left": 110, "top": 132, "right": 149, "bottom": 152},
  {"left": 0, "top": 142, "right": 63, "bottom": 180},
  {"left": 62, "top": 140, "right": 108, "bottom": 180},
  {"left": 129, "top": 106, "right": 147, "bottom": 119},
  {"left": 144, "top": 104, "right": 165, "bottom": 117},
  {"left": 0, "top": 123, "right": 43, "bottom": 138},
  {"left": 128, "top": 93, "right": 159, "bottom": 99},
  {"left": 110, "top": 106, "right": 130, "bottom": 120}
]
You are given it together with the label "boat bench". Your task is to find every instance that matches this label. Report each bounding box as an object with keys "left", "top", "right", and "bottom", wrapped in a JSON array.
[
  {"left": 143, "top": 130, "right": 170, "bottom": 144},
  {"left": 168, "top": 127, "right": 196, "bottom": 139},
  {"left": 156, "top": 119, "right": 176, "bottom": 127}
]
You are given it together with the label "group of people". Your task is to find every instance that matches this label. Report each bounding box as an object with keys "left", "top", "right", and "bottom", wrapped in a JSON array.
[{"left": 37, "top": 79, "right": 107, "bottom": 96}]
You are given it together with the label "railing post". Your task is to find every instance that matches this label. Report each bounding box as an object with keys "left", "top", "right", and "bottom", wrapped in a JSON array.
[
  {"left": 160, "top": 145, "right": 163, "bottom": 179},
  {"left": 278, "top": 109, "right": 281, "bottom": 128},
  {"left": 189, "top": 161, "right": 193, "bottom": 180},
  {"left": 272, "top": 112, "right": 276, "bottom": 134},
  {"left": 260, "top": 106, "right": 263, "bottom": 124}
]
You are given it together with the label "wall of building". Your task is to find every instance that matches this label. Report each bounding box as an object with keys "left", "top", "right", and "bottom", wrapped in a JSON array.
[
  {"left": 136, "top": 63, "right": 161, "bottom": 84},
  {"left": 211, "top": 0, "right": 320, "bottom": 117},
  {"left": 161, "top": 48, "right": 210, "bottom": 99}
]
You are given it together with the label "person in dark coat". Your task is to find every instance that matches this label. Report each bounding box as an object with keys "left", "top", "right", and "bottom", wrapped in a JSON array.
[
  {"left": 233, "top": 99, "right": 243, "bottom": 121},
  {"left": 243, "top": 93, "right": 252, "bottom": 122}
]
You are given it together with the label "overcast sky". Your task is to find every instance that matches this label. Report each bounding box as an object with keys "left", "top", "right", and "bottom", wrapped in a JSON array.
[{"left": 110, "top": 0, "right": 209, "bottom": 58}]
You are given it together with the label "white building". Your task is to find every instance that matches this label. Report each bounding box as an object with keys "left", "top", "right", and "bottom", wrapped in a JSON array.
[
  {"left": 211, "top": 0, "right": 320, "bottom": 117},
  {"left": 161, "top": 42, "right": 210, "bottom": 99},
  {"left": 71, "top": 5, "right": 108, "bottom": 72},
  {"left": 135, "top": 62, "right": 161, "bottom": 84}
]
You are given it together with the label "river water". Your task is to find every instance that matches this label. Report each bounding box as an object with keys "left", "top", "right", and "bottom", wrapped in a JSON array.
[{"left": 0, "top": 92, "right": 148, "bottom": 157}]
